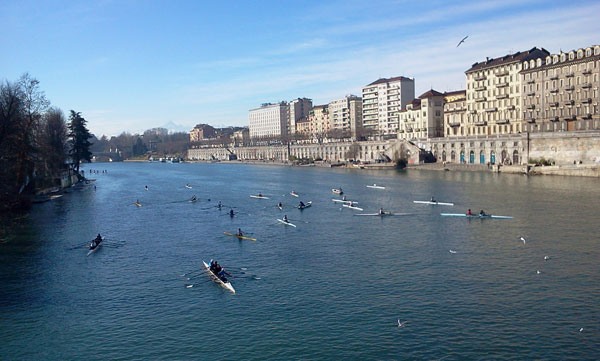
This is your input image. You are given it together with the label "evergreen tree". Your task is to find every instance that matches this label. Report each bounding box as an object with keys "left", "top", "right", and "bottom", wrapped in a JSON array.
[{"left": 68, "top": 110, "right": 92, "bottom": 172}]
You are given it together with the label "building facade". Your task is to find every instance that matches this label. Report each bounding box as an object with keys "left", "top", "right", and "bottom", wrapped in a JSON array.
[
  {"left": 362, "top": 76, "right": 415, "bottom": 136},
  {"left": 248, "top": 102, "right": 289, "bottom": 138},
  {"left": 398, "top": 90, "right": 444, "bottom": 140},
  {"left": 520, "top": 45, "right": 600, "bottom": 133},
  {"left": 189, "top": 124, "right": 217, "bottom": 142},
  {"left": 288, "top": 98, "right": 312, "bottom": 135},
  {"left": 328, "top": 95, "right": 363, "bottom": 139},
  {"left": 465, "top": 47, "right": 550, "bottom": 137},
  {"left": 444, "top": 90, "right": 467, "bottom": 137},
  {"left": 308, "top": 105, "right": 331, "bottom": 136}
]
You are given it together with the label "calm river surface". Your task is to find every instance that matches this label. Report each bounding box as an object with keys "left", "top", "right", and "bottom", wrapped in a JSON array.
[{"left": 1, "top": 162, "right": 599, "bottom": 360}]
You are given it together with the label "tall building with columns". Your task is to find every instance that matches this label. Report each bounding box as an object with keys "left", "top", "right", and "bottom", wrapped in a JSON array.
[
  {"left": 520, "top": 45, "right": 600, "bottom": 133},
  {"left": 465, "top": 47, "right": 549, "bottom": 136}
]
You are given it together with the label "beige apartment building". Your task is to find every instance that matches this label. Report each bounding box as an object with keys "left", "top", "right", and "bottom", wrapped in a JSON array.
[
  {"left": 309, "top": 105, "right": 331, "bottom": 136},
  {"left": 189, "top": 124, "right": 216, "bottom": 142},
  {"left": 465, "top": 47, "right": 550, "bottom": 136},
  {"left": 362, "top": 76, "right": 415, "bottom": 136},
  {"left": 248, "top": 102, "right": 289, "bottom": 138},
  {"left": 520, "top": 45, "right": 600, "bottom": 133},
  {"left": 398, "top": 90, "right": 444, "bottom": 140},
  {"left": 328, "top": 95, "right": 363, "bottom": 139},
  {"left": 444, "top": 90, "right": 467, "bottom": 137}
]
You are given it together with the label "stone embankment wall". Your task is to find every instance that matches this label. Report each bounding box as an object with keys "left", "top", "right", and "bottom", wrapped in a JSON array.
[{"left": 528, "top": 131, "right": 600, "bottom": 165}]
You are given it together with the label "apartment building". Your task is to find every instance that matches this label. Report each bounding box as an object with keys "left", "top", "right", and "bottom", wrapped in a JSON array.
[
  {"left": 444, "top": 90, "right": 467, "bottom": 137},
  {"left": 328, "top": 95, "right": 363, "bottom": 139},
  {"left": 520, "top": 45, "right": 600, "bottom": 133},
  {"left": 465, "top": 47, "right": 550, "bottom": 136},
  {"left": 362, "top": 76, "right": 415, "bottom": 136},
  {"left": 288, "top": 98, "right": 312, "bottom": 135},
  {"left": 309, "top": 105, "right": 331, "bottom": 136},
  {"left": 189, "top": 124, "right": 216, "bottom": 142},
  {"left": 398, "top": 90, "right": 444, "bottom": 140},
  {"left": 248, "top": 102, "right": 289, "bottom": 138}
]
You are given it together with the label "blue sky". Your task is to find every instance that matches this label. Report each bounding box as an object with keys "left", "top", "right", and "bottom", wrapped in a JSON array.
[{"left": 2, "top": 0, "right": 599, "bottom": 136}]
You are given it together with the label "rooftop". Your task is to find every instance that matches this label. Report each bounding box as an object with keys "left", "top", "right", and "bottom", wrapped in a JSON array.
[
  {"left": 366, "top": 76, "right": 413, "bottom": 86},
  {"left": 418, "top": 89, "right": 444, "bottom": 98},
  {"left": 466, "top": 47, "right": 550, "bottom": 73}
]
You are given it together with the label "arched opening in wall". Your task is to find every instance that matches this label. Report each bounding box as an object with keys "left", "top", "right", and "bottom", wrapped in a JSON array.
[
  {"left": 513, "top": 150, "right": 519, "bottom": 165},
  {"left": 370, "top": 151, "right": 374, "bottom": 160},
  {"left": 490, "top": 151, "right": 496, "bottom": 165},
  {"left": 479, "top": 150, "right": 485, "bottom": 164},
  {"left": 469, "top": 150, "right": 475, "bottom": 164},
  {"left": 451, "top": 150, "right": 456, "bottom": 162},
  {"left": 460, "top": 150, "right": 465, "bottom": 164},
  {"left": 442, "top": 150, "right": 447, "bottom": 162},
  {"left": 501, "top": 149, "right": 508, "bottom": 164}
]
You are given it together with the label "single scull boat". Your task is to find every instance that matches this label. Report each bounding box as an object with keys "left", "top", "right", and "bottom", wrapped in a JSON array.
[
  {"left": 290, "top": 191, "right": 299, "bottom": 197},
  {"left": 366, "top": 184, "right": 386, "bottom": 190},
  {"left": 277, "top": 219, "right": 297, "bottom": 227},
  {"left": 87, "top": 239, "right": 102, "bottom": 256},
  {"left": 332, "top": 199, "right": 358, "bottom": 204},
  {"left": 342, "top": 204, "right": 363, "bottom": 211},
  {"left": 223, "top": 232, "right": 256, "bottom": 241},
  {"left": 414, "top": 200, "right": 454, "bottom": 206},
  {"left": 250, "top": 195, "right": 269, "bottom": 199}
]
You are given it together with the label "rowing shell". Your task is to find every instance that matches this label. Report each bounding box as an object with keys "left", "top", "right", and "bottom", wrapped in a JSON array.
[
  {"left": 135, "top": 202, "right": 142, "bottom": 207},
  {"left": 185, "top": 185, "right": 192, "bottom": 189},
  {"left": 290, "top": 192, "right": 299, "bottom": 197},
  {"left": 298, "top": 201, "right": 312, "bottom": 209},
  {"left": 366, "top": 184, "right": 386, "bottom": 189},
  {"left": 332, "top": 189, "right": 343, "bottom": 195},
  {"left": 332, "top": 199, "right": 358, "bottom": 204},
  {"left": 250, "top": 195, "right": 270, "bottom": 199},
  {"left": 354, "top": 212, "right": 410, "bottom": 216},
  {"left": 277, "top": 219, "right": 297, "bottom": 227},
  {"left": 342, "top": 204, "right": 363, "bottom": 211},
  {"left": 202, "top": 260, "right": 235, "bottom": 294},
  {"left": 414, "top": 200, "right": 454, "bottom": 206},
  {"left": 223, "top": 232, "right": 256, "bottom": 241},
  {"left": 441, "top": 213, "right": 513, "bottom": 219},
  {"left": 87, "top": 240, "right": 102, "bottom": 256}
]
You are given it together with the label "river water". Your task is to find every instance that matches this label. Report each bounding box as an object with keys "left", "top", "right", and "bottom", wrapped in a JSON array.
[{"left": 1, "top": 162, "right": 599, "bottom": 360}]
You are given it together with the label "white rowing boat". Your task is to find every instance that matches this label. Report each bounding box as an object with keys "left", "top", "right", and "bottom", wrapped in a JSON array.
[
  {"left": 135, "top": 202, "right": 142, "bottom": 207},
  {"left": 277, "top": 219, "right": 297, "bottom": 227},
  {"left": 342, "top": 204, "right": 363, "bottom": 211},
  {"left": 332, "top": 188, "right": 343, "bottom": 195},
  {"left": 202, "top": 260, "right": 235, "bottom": 294},
  {"left": 298, "top": 201, "right": 312, "bottom": 209},
  {"left": 332, "top": 199, "right": 358, "bottom": 204},
  {"left": 366, "top": 184, "right": 386, "bottom": 190},
  {"left": 250, "top": 195, "right": 269, "bottom": 199},
  {"left": 354, "top": 212, "right": 410, "bottom": 216},
  {"left": 441, "top": 213, "right": 513, "bottom": 219},
  {"left": 414, "top": 200, "right": 454, "bottom": 206},
  {"left": 290, "top": 191, "right": 299, "bottom": 197},
  {"left": 185, "top": 185, "right": 192, "bottom": 189}
]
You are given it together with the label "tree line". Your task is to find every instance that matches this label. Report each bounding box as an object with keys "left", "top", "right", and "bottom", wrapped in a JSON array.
[
  {"left": 0, "top": 74, "right": 92, "bottom": 212},
  {"left": 90, "top": 130, "right": 190, "bottom": 159}
]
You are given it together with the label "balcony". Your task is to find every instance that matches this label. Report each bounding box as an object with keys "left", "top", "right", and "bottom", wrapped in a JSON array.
[
  {"left": 449, "top": 122, "right": 461, "bottom": 127},
  {"left": 526, "top": 92, "right": 536, "bottom": 97},
  {"left": 565, "top": 86, "right": 575, "bottom": 92},
  {"left": 549, "top": 102, "right": 559, "bottom": 108},
  {"left": 565, "top": 100, "right": 575, "bottom": 106},
  {"left": 583, "top": 114, "right": 593, "bottom": 120},
  {"left": 485, "top": 107, "right": 497, "bottom": 112},
  {"left": 582, "top": 83, "right": 592, "bottom": 89},
  {"left": 406, "top": 128, "right": 413, "bottom": 133},
  {"left": 497, "top": 82, "right": 509, "bottom": 88},
  {"left": 583, "top": 70, "right": 592, "bottom": 75},
  {"left": 497, "top": 94, "right": 508, "bottom": 99},
  {"left": 566, "top": 73, "right": 574, "bottom": 78},
  {"left": 496, "top": 70, "right": 509, "bottom": 76},
  {"left": 550, "top": 89, "right": 559, "bottom": 93},
  {"left": 474, "top": 75, "right": 486, "bottom": 81},
  {"left": 565, "top": 116, "right": 576, "bottom": 121},
  {"left": 496, "top": 119, "right": 509, "bottom": 125},
  {"left": 527, "top": 118, "right": 536, "bottom": 124},
  {"left": 507, "top": 105, "right": 516, "bottom": 110},
  {"left": 474, "top": 121, "right": 487, "bottom": 126},
  {"left": 550, "top": 116, "right": 559, "bottom": 122},
  {"left": 550, "top": 75, "right": 558, "bottom": 80},
  {"left": 582, "top": 98, "right": 592, "bottom": 104},
  {"left": 475, "top": 97, "right": 487, "bottom": 102},
  {"left": 475, "top": 85, "right": 487, "bottom": 91},
  {"left": 527, "top": 79, "right": 535, "bottom": 84},
  {"left": 470, "top": 110, "right": 477, "bottom": 114}
]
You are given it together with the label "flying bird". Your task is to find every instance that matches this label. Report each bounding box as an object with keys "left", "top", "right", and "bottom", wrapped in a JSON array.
[
  {"left": 397, "top": 319, "right": 407, "bottom": 327},
  {"left": 579, "top": 327, "right": 584, "bottom": 332},
  {"left": 520, "top": 236, "right": 526, "bottom": 244},
  {"left": 456, "top": 35, "right": 468, "bottom": 47},
  {"left": 544, "top": 256, "right": 550, "bottom": 260},
  {"left": 449, "top": 250, "right": 457, "bottom": 254}
]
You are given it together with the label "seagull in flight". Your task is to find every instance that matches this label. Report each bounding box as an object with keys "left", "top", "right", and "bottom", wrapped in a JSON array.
[
  {"left": 449, "top": 250, "right": 457, "bottom": 254},
  {"left": 397, "top": 319, "right": 407, "bottom": 327},
  {"left": 544, "top": 256, "right": 550, "bottom": 260},
  {"left": 520, "top": 236, "right": 526, "bottom": 244},
  {"left": 456, "top": 35, "right": 468, "bottom": 47},
  {"left": 536, "top": 270, "right": 541, "bottom": 275},
  {"left": 579, "top": 327, "right": 584, "bottom": 332}
]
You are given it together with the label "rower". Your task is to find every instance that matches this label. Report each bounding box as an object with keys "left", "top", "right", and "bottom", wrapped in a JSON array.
[
  {"left": 278, "top": 202, "right": 283, "bottom": 208},
  {"left": 258, "top": 192, "right": 263, "bottom": 197},
  {"left": 283, "top": 214, "right": 289, "bottom": 223},
  {"left": 237, "top": 228, "right": 243, "bottom": 237},
  {"left": 229, "top": 209, "right": 235, "bottom": 217},
  {"left": 299, "top": 201, "right": 305, "bottom": 208},
  {"left": 191, "top": 195, "right": 197, "bottom": 202},
  {"left": 479, "top": 210, "right": 487, "bottom": 216},
  {"left": 467, "top": 209, "right": 472, "bottom": 216},
  {"left": 342, "top": 195, "right": 347, "bottom": 201},
  {"left": 379, "top": 208, "right": 384, "bottom": 215},
  {"left": 430, "top": 196, "right": 436, "bottom": 202},
  {"left": 217, "top": 201, "right": 222, "bottom": 209},
  {"left": 145, "top": 185, "right": 148, "bottom": 190}
]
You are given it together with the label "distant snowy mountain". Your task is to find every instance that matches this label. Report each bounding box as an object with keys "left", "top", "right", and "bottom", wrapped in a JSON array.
[{"left": 161, "top": 121, "right": 190, "bottom": 134}]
